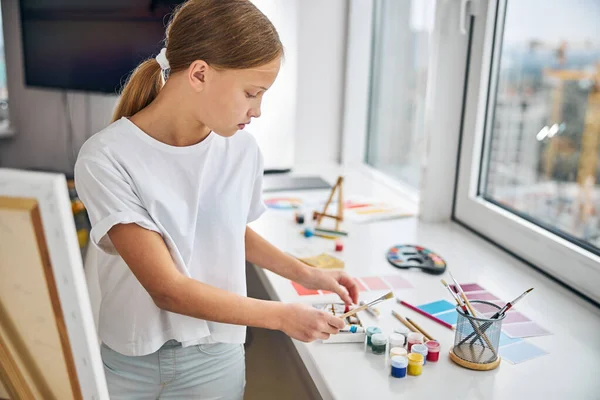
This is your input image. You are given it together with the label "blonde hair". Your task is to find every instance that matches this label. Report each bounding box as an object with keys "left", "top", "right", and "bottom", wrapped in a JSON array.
[{"left": 112, "top": 0, "right": 283, "bottom": 122}]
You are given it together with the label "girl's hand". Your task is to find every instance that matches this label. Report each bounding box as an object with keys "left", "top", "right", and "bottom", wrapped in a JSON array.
[
  {"left": 299, "top": 269, "right": 359, "bottom": 305},
  {"left": 278, "top": 303, "right": 345, "bottom": 342}
]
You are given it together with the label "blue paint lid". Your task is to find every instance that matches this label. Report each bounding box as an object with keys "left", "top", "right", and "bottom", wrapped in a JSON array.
[{"left": 391, "top": 356, "right": 409, "bottom": 368}]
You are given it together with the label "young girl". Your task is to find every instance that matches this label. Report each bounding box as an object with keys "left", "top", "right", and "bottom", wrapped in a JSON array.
[{"left": 75, "top": 0, "right": 358, "bottom": 398}]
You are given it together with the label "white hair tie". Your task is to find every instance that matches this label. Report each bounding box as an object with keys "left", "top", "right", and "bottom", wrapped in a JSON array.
[{"left": 155, "top": 48, "right": 170, "bottom": 70}]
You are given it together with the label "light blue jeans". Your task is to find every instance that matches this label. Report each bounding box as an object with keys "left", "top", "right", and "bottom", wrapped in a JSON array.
[{"left": 101, "top": 340, "right": 245, "bottom": 399}]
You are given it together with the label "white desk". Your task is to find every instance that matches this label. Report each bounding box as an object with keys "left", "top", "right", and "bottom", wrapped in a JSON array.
[{"left": 249, "top": 166, "right": 600, "bottom": 400}]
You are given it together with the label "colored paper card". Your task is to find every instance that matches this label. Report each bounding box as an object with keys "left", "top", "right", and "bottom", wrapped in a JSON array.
[
  {"left": 417, "top": 300, "right": 455, "bottom": 315},
  {"left": 466, "top": 292, "right": 499, "bottom": 301},
  {"left": 499, "top": 341, "right": 548, "bottom": 364},
  {"left": 292, "top": 281, "right": 319, "bottom": 296},
  {"left": 354, "top": 278, "right": 367, "bottom": 292},
  {"left": 457, "top": 283, "right": 485, "bottom": 293},
  {"left": 501, "top": 312, "right": 530, "bottom": 324},
  {"left": 382, "top": 275, "right": 413, "bottom": 289},
  {"left": 360, "top": 276, "right": 390, "bottom": 291},
  {"left": 498, "top": 331, "right": 523, "bottom": 347},
  {"left": 472, "top": 300, "right": 504, "bottom": 313},
  {"left": 434, "top": 310, "right": 459, "bottom": 325},
  {"left": 503, "top": 322, "right": 551, "bottom": 338}
]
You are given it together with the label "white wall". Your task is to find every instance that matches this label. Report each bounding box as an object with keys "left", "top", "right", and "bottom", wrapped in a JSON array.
[{"left": 0, "top": 0, "right": 347, "bottom": 174}]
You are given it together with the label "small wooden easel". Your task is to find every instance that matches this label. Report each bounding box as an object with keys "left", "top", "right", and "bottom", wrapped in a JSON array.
[{"left": 314, "top": 176, "right": 344, "bottom": 231}]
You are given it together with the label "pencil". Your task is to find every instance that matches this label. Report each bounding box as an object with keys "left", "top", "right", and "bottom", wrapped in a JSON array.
[
  {"left": 391, "top": 310, "right": 418, "bottom": 333},
  {"left": 397, "top": 298, "right": 454, "bottom": 331},
  {"left": 405, "top": 317, "right": 434, "bottom": 341}
]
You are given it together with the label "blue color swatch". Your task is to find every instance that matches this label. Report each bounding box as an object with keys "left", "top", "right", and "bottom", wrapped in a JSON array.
[
  {"left": 498, "top": 331, "right": 523, "bottom": 347},
  {"left": 434, "top": 310, "right": 459, "bottom": 325},
  {"left": 499, "top": 341, "right": 547, "bottom": 364},
  {"left": 417, "top": 300, "right": 455, "bottom": 315}
]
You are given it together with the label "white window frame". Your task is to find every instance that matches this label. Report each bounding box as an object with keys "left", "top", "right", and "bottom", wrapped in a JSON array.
[
  {"left": 455, "top": 0, "right": 600, "bottom": 303},
  {"left": 340, "top": 0, "right": 420, "bottom": 207},
  {"left": 341, "top": 0, "right": 474, "bottom": 219}
]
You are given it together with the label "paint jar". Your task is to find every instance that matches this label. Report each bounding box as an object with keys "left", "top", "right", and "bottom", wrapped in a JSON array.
[
  {"left": 371, "top": 333, "right": 387, "bottom": 355},
  {"left": 386, "top": 346, "right": 408, "bottom": 367},
  {"left": 389, "top": 333, "right": 406, "bottom": 349},
  {"left": 407, "top": 332, "right": 424, "bottom": 352},
  {"left": 407, "top": 353, "right": 424, "bottom": 376},
  {"left": 425, "top": 340, "right": 441, "bottom": 362},
  {"left": 366, "top": 326, "right": 382, "bottom": 348},
  {"left": 391, "top": 356, "right": 408, "bottom": 378},
  {"left": 394, "top": 326, "right": 410, "bottom": 342},
  {"left": 411, "top": 343, "right": 428, "bottom": 365}
]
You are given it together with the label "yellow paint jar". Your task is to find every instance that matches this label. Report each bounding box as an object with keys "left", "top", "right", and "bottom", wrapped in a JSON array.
[{"left": 407, "top": 353, "right": 424, "bottom": 376}]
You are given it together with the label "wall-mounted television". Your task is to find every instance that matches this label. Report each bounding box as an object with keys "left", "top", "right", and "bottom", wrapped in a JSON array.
[{"left": 19, "top": 1, "right": 183, "bottom": 94}]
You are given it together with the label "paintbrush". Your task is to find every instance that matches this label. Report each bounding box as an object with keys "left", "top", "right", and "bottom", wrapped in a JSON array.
[
  {"left": 359, "top": 300, "right": 381, "bottom": 318},
  {"left": 448, "top": 272, "right": 497, "bottom": 358},
  {"left": 405, "top": 317, "right": 434, "bottom": 341},
  {"left": 339, "top": 292, "right": 394, "bottom": 319},
  {"left": 391, "top": 310, "right": 419, "bottom": 332},
  {"left": 441, "top": 279, "right": 470, "bottom": 316},
  {"left": 492, "top": 288, "right": 534, "bottom": 318},
  {"left": 449, "top": 272, "right": 478, "bottom": 318}
]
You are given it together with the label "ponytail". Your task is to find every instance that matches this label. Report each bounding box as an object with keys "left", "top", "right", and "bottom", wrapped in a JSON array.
[
  {"left": 111, "top": 59, "right": 165, "bottom": 122},
  {"left": 111, "top": 0, "right": 283, "bottom": 123}
]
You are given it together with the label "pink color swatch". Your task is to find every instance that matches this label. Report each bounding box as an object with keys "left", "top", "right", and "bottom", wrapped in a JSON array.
[
  {"left": 502, "top": 312, "right": 531, "bottom": 324},
  {"left": 291, "top": 281, "right": 319, "bottom": 296},
  {"left": 353, "top": 278, "right": 368, "bottom": 292},
  {"left": 360, "top": 276, "right": 390, "bottom": 291},
  {"left": 457, "top": 283, "right": 485, "bottom": 293},
  {"left": 466, "top": 292, "right": 500, "bottom": 301},
  {"left": 382, "top": 275, "right": 414, "bottom": 289}
]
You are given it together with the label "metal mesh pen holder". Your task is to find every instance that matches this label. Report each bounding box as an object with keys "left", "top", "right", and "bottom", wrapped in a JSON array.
[{"left": 449, "top": 300, "right": 505, "bottom": 371}]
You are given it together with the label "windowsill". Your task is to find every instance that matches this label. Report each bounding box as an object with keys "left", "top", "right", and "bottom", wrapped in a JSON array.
[
  {"left": 246, "top": 162, "right": 600, "bottom": 399},
  {"left": 347, "top": 162, "right": 420, "bottom": 213}
]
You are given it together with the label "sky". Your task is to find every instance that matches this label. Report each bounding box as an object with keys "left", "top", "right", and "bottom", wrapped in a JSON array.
[{"left": 503, "top": 0, "right": 600, "bottom": 47}]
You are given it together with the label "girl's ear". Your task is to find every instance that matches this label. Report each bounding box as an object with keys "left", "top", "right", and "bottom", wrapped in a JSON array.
[{"left": 188, "top": 60, "right": 209, "bottom": 92}]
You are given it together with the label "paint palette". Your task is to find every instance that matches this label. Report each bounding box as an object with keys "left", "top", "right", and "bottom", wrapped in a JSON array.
[{"left": 386, "top": 245, "right": 447, "bottom": 275}]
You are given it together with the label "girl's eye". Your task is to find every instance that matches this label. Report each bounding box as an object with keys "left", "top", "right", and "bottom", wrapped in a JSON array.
[{"left": 245, "top": 92, "right": 257, "bottom": 99}]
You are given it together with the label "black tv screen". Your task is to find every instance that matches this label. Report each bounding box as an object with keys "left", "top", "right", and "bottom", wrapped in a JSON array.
[{"left": 19, "top": 1, "right": 183, "bottom": 93}]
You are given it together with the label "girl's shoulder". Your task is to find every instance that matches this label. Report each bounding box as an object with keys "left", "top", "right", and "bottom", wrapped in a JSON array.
[{"left": 77, "top": 118, "right": 135, "bottom": 163}]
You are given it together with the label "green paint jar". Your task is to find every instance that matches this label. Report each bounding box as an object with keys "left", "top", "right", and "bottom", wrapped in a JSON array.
[
  {"left": 366, "top": 326, "right": 382, "bottom": 347},
  {"left": 371, "top": 333, "right": 387, "bottom": 355}
]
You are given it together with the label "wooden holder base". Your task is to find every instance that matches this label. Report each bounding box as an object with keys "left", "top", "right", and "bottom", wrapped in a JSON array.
[{"left": 449, "top": 349, "right": 501, "bottom": 371}]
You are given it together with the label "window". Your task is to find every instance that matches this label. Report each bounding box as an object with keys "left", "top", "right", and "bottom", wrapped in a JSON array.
[
  {"left": 365, "top": 0, "right": 435, "bottom": 189},
  {"left": 482, "top": 0, "right": 600, "bottom": 251},
  {"left": 455, "top": 0, "right": 600, "bottom": 303},
  {"left": 342, "top": 0, "right": 434, "bottom": 199}
]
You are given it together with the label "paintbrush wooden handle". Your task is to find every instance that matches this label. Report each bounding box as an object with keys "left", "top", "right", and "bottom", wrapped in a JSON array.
[
  {"left": 339, "top": 302, "right": 371, "bottom": 319},
  {"left": 392, "top": 311, "right": 419, "bottom": 333},
  {"left": 406, "top": 317, "right": 434, "bottom": 341}
]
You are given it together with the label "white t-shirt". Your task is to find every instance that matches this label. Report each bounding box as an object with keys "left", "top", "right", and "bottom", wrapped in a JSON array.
[{"left": 74, "top": 117, "right": 266, "bottom": 356}]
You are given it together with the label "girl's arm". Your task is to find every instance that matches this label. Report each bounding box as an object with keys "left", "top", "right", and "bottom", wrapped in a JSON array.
[
  {"left": 244, "top": 226, "right": 359, "bottom": 305},
  {"left": 107, "top": 223, "right": 344, "bottom": 342}
]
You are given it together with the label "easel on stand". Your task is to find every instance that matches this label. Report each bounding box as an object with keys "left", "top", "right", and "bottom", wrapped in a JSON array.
[{"left": 313, "top": 176, "right": 344, "bottom": 231}]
